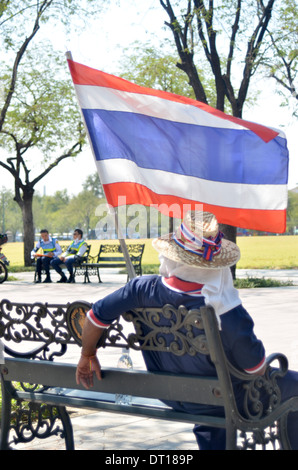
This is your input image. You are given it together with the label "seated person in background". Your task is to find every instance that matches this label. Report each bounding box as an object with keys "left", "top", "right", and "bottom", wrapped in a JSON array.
[
  {"left": 31, "top": 229, "right": 62, "bottom": 283},
  {"left": 51, "top": 228, "right": 87, "bottom": 283}
]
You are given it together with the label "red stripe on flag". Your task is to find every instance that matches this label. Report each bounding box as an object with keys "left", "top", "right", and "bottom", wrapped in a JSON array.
[
  {"left": 102, "top": 182, "right": 286, "bottom": 233},
  {"left": 68, "top": 59, "right": 278, "bottom": 143}
]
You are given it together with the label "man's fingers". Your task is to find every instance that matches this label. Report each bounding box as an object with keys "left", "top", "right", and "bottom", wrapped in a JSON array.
[
  {"left": 76, "top": 355, "right": 102, "bottom": 389},
  {"left": 90, "top": 357, "right": 102, "bottom": 381},
  {"left": 76, "top": 371, "right": 93, "bottom": 389}
]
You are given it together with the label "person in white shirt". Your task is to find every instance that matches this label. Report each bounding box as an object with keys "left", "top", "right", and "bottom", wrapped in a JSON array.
[
  {"left": 31, "top": 229, "right": 62, "bottom": 283},
  {"left": 51, "top": 228, "right": 87, "bottom": 283}
]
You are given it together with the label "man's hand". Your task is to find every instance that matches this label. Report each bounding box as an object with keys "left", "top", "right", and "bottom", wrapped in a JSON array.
[{"left": 76, "top": 354, "right": 102, "bottom": 389}]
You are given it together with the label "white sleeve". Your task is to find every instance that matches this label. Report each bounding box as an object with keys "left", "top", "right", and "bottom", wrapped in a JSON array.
[
  {"left": 31, "top": 241, "right": 40, "bottom": 255},
  {"left": 54, "top": 242, "right": 63, "bottom": 257},
  {"left": 201, "top": 268, "right": 241, "bottom": 321},
  {"left": 77, "top": 243, "right": 88, "bottom": 257}
]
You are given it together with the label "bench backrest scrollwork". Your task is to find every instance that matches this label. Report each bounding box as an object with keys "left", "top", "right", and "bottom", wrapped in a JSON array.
[
  {"left": 0, "top": 299, "right": 91, "bottom": 360},
  {"left": 0, "top": 299, "right": 210, "bottom": 358}
]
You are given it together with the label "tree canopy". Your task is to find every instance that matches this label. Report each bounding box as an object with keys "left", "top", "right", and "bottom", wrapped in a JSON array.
[{"left": 0, "top": 0, "right": 107, "bottom": 264}]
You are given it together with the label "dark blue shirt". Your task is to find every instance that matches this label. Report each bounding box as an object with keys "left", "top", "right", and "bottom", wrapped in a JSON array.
[{"left": 91, "top": 275, "right": 265, "bottom": 377}]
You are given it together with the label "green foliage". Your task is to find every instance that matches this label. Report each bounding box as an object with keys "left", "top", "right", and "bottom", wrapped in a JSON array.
[
  {"left": 233, "top": 277, "right": 294, "bottom": 288},
  {"left": 0, "top": 1, "right": 9, "bottom": 18},
  {"left": 0, "top": 1, "right": 105, "bottom": 52},
  {"left": 0, "top": 187, "right": 22, "bottom": 237},
  {"left": 287, "top": 189, "right": 298, "bottom": 233},
  {"left": 119, "top": 41, "right": 223, "bottom": 108},
  {"left": 62, "top": 190, "right": 103, "bottom": 235},
  {"left": 0, "top": 0, "right": 110, "bottom": 264},
  {"left": 0, "top": 44, "right": 85, "bottom": 158},
  {"left": 159, "top": 0, "right": 297, "bottom": 117},
  {"left": 82, "top": 173, "right": 104, "bottom": 198},
  {"left": 256, "top": 0, "right": 298, "bottom": 115},
  {"left": 32, "top": 189, "right": 103, "bottom": 235},
  {"left": 120, "top": 42, "right": 196, "bottom": 98}
]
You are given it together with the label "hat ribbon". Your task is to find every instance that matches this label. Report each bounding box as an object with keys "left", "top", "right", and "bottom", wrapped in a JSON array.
[{"left": 173, "top": 222, "right": 223, "bottom": 261}]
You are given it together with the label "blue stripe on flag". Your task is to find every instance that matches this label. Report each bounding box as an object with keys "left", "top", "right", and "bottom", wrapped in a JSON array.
[{"left": 83, "top": 109, "right": 288, "bottom": 185}]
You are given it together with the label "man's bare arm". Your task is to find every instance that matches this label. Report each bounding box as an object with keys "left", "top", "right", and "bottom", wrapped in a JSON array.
[{"left": 76, "top": 316, "right": 104, "bottom": 389}]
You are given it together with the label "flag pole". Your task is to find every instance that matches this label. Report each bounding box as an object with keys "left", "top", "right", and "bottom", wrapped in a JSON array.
[
  {"left": 111, "top": 207, "right": 136, "bottom": 280},
  {"left": 65, "top": 51, "right": 136, "bottom": 280}
]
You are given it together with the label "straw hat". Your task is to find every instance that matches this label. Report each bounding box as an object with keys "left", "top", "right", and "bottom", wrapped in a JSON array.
[{"left": 152, "top": 211, "right": 240, "bottom": 269}]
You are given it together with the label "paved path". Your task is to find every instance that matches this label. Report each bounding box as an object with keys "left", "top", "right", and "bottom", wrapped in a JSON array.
[
  {"left": 1, "top": 269, "right": 298, "bottom": 451},
  {"left": 237, "top": 268, "right": 298, "bottom": 284}
]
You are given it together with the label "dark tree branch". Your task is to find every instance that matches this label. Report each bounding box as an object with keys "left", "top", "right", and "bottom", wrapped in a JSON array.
[
  {"left": 0, "top": 0, "right": 54, "bottom": 131},
  {"left": 266, "top": 29, "right": 298, "bottom": 100},
  {"left": 160, "top": 0, "right": 208, "bottom": 103},
  {"left": 31, "top": 141, "right": 83, "bottom": 188},
  {"left": 237, "top": 0, "right": 276, "bottom": 116},
  {"left": 226, "top": 0, "right": 241, "bottom": 79}
]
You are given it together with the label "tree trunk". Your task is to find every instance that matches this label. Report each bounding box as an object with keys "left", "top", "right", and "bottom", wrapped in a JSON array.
[
  {"left": 219, "top": 223, "right": 237, "bottom": 279},
  {"left": 22, "top": 190, "right": 35, "bottom": 266},
  {"left": 14, "top": 187, "right": 35, "bottom": 266}
]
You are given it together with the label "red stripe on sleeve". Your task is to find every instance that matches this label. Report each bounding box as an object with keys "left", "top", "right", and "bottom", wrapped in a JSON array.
[{"left": 87, "top": 309, "right": 110, "bottom": 329}]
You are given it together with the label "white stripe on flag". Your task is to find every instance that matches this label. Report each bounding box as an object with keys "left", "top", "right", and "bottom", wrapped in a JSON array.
[
  {"left": 74, "top": 85, "right": 286, "bottom": 137},
  {"left": 95, "top": 159, "right": 287, "bottom": 211}
]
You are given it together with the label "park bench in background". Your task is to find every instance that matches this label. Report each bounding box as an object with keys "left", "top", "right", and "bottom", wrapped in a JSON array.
[
  {"left": 0, "top": 298, "right": 297, "bottom": 450},
  {"left": 75, "top": 242, "right": 145, "bottom": 283}
]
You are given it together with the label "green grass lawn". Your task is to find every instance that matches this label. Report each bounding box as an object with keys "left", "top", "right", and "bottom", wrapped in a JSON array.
[
  {"left": 236, "top": 235, "right": 298, "bottom": 269},
  {"left": 141, "top": 235, "right": 298, "bottom": 270},
  {"left": 2, "top": 235, "right": 298, "bottom": 270}
]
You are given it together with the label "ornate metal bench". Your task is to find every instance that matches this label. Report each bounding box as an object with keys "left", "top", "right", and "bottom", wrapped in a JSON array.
[
  {"left": 0, "top": 298, "right": 297, "bottom": 450},
  {"left": 75, "top": 243, "right": 145, "bottom": 283}
]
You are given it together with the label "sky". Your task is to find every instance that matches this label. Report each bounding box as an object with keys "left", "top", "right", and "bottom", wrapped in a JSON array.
[{"left": 1, "top": 0, "right": 297, "bottom": 196}]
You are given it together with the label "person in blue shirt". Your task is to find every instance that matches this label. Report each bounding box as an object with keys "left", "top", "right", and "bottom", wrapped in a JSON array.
[
  {"left": 31, "top": 229, "right": 62, "bottom": 283},
  {"left": 51, "top": 228, "right": 87, "bottom": 283},
  {"left": 75, "top": 210, "right": 298, "bottom": 450}
]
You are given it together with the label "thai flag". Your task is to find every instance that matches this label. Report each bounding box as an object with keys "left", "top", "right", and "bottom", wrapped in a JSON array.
[{"left": 68, "top": 59, "right": 288, "bottom": 233}]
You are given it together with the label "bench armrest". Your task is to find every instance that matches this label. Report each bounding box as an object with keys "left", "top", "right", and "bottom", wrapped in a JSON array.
[
  {"left": 227, "top": 353, "right": 289, "bottom": 421},
  {"left": 87, "top": 254, "right": 98, "bottom": 263}
]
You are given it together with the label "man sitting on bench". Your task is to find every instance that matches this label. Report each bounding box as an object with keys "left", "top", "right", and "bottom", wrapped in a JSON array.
[
  {"left": 76, "top": 210, "right": 298, "bottom": 450},
  {"left": 51, "top": 228, "right": 87, "bottom": 283},
  {"left": 31, "top": 229, "right": 62, "bottom": 283}
]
